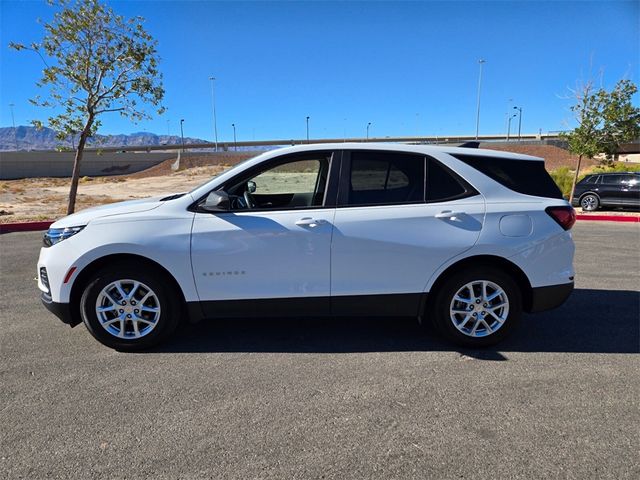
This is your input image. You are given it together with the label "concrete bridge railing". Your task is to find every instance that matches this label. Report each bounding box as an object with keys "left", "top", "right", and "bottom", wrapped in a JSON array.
[{"left": 0, "top": 151, "right": 176, "bottom": 180}]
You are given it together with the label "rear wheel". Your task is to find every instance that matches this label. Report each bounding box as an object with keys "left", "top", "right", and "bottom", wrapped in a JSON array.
[
  {"left": 80, "top": 263, "right": 180, "bottom": 351},
  {"left": 429, "top": 267, "right": 522, "bottom": 347},
  {"left": 580, "top": 193, "right": 599, "bottom": 211}
]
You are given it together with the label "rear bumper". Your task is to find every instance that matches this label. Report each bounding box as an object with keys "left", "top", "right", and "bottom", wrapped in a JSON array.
[
  {"left": 528, "top": 282, "right": 574, "bottom": 313},
  {"left": 41, "top": 293, "right": 80, "bottom": 327}
]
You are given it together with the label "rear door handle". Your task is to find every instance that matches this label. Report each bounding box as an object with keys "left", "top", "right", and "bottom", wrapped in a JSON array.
[
  {"left": 295, "top": 217, "right": 327, "bottom": 227},
  {"left": 435, "top": 210, "right": 465, "bottom": 220}
]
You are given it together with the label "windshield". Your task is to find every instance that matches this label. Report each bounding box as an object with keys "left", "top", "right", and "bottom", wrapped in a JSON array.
[{"left": 187, "top": 152, "right": 264, "bottom": 194}]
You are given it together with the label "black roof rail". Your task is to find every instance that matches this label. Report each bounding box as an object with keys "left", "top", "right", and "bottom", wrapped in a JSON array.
[{"left": 458, "top": 141, "right": 480, "bottom": 148}]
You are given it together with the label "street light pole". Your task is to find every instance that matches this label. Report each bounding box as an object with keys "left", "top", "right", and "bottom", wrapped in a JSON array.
[
  {"left": 180, "top": 119, "right": 185, "bottom": 151},
  {"left": 507, "top": 114, "right": 516, "bottom": 141},
  {"left": 209, "top": 76, "right": 218, "bottom": 152},
  {"left": 504, "top": 98, "right": 513, "bottom": 138},
  {"left": 306, "top": 116, "right": 310, "bottom": 143},
  {"left": 513, "top": 106, "right": 523, "bottom": 141},
  {"left": 475, "top": 59, "right": 486, "bottom": 140},
  {"left": 9, "top": 103, "right": 18, "bottom": 150},
  {"left": 232, "top": 123, "right": 237, "bottom": 151},
  {"left": 366, "top": 122, "right": 371, "bottom": 140}
]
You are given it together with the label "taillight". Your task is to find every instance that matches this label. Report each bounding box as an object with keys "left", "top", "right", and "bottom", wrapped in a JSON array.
[{"left": 546, "top": 206, "right": 576, "bottom": 230}]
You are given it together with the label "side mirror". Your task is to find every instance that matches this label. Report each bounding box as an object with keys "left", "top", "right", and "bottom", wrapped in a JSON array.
[
  {"left": 201, "top": 191, "right": 230, "bottom": 212},
  {"left": 247, "top": 180, "right": 257, "bottom": 193}
]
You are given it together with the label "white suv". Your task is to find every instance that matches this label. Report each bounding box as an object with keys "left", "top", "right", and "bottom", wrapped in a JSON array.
[{"left": 37, "top": 143, "right": 576, "bottom": 350}]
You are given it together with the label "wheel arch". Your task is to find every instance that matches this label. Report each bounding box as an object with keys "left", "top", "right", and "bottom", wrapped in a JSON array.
[
  {"left": 69, "top": 253, "right": 188, "bottom": 327},
  {"left": 426, "top": 255, "right": 534, "bottom": 313},
  {"left": 578, "top": 191, "right": 600, "bottom": 202}
]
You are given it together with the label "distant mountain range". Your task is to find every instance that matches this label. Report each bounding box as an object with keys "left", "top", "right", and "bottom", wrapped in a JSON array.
[{"left": 0, "top": 125, "right": 209, "bottom": 151}]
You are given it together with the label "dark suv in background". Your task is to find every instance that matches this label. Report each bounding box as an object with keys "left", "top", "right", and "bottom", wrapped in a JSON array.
[{"left": 572, "top": 172, "right": 640, "bottom": 211}]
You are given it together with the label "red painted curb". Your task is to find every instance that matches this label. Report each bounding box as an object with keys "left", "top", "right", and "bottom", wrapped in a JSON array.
[
  {"left": 0, "top": 221, "right": 53, "bottom": 234},
  {"left": 576, "top": 214, "right": 639, "bottom": 223}
]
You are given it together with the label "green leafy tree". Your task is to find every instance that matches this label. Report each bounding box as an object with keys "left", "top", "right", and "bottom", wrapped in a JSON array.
[
  {"left": 599, "top": 80, "right": 640, "bottom": 163},
  {"left": 561, "top": 80, "right": 604, "bottom": 204},
  {"left": 562, "top": 78, "right": 640, "bottom": 203},
  {"left": 10, "top": 0, "right": 164, "bottom": 214}
]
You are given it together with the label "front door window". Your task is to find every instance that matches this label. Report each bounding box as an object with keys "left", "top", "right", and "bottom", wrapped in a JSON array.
[{"left": 226, "top": 155, "right": 330, "bottom": 210}]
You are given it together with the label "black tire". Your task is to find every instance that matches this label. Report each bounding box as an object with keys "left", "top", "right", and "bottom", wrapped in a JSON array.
[
  {"left": 428, "top": 267, "right": 522, "bottom": 348},
  {"left": 80, "top": 262, "right": 181, "bottom": 351},
  {"left": 580, "top": 193, "right": 600, "bottom": 211}
]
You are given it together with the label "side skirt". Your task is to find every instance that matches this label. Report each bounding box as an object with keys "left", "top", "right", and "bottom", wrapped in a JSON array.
[{"left": 188, "top": 293, "right": 428, "bottom": 321}]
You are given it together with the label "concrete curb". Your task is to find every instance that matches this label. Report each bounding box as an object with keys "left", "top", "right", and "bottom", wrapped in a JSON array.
[{"left": 1, "top": 213, "right": 638, "bottom": 234}]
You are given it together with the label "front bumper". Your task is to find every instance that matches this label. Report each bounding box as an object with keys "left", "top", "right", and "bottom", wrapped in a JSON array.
[
  {"left": 41, "top": 293, "right": 80, "bottom": 327},
  {"left": 528, "top": 282, "right": 574, "bottom": 313}
]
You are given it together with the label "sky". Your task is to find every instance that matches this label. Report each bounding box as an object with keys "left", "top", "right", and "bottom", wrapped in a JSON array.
[{"left": 1, "top": 0, "right": 638, "bottom": 142}]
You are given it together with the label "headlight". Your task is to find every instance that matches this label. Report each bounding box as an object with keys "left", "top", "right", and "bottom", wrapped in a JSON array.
[{"left": 43, "top": 226, "right": 86, "bottom": 247}]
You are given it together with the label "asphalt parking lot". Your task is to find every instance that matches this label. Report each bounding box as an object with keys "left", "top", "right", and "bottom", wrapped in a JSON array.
[{"left": 1, "top": 222, "right": 638, "bottom": 479}]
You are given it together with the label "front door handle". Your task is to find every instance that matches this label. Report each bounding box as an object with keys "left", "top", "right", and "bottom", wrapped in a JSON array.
[
  {"left": 435, "top": 210, "right": 465, "bottom": 220},
  {"left": 295, "top": 217, "right": 326, "bottom": 227}
]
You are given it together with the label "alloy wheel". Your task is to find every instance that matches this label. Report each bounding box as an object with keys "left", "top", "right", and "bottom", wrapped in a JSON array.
[
  {"left": 95, "top": 279, "right": 161, "bottom": 339},
  {"left": 581, "top": 195, "right": 597, "bottom": 211},
  {"left": 449, "top": 280, "right": 509, "bottom": 337}
]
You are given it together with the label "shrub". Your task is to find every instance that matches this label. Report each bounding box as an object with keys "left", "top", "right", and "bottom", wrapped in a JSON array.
[
  {"left": 549, "top": 167, "right": 579, "bottom": 198},
  {"left": 588, "top": 163, "right": 640, "bottom": 174}
]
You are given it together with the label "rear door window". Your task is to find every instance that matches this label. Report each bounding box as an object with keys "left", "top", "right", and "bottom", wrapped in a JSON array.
[
  {"left": 603, "top": 175, "right": 623, "bottom": 185},
  {"left": 452, "top": 154, "right": 563, "bottom": 199},
  {"left": 345, "top": 151, "right": 424, "bottom": 206}
]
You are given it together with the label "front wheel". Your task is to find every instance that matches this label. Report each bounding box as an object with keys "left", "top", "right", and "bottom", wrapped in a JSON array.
[
  {"left": 80, "top": 263, "right": 180, "bottom": 351},
  {"left": 429, "top": 267, "right": 522, "bottom": 347}
]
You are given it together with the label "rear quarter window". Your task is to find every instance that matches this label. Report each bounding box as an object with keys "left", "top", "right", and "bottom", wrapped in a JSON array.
[
  {"left": 452, "top": 154, "right": 563, "bottom": 199},
  {"left": 625, "top": 175, "right": 640, "bottom": 185},
  {"left": 426, "top": 158, "right": 477, "bottom": 202}
]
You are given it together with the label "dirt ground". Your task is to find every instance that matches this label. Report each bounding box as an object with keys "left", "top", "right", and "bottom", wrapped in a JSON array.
[{"left": 0, "top": 165, "right": 229, "bottom": 223}]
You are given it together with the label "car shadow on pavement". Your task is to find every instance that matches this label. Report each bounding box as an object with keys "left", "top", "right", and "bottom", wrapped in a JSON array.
[{"left": 151, "top": 288, "right": 639, "bottom": 357}]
